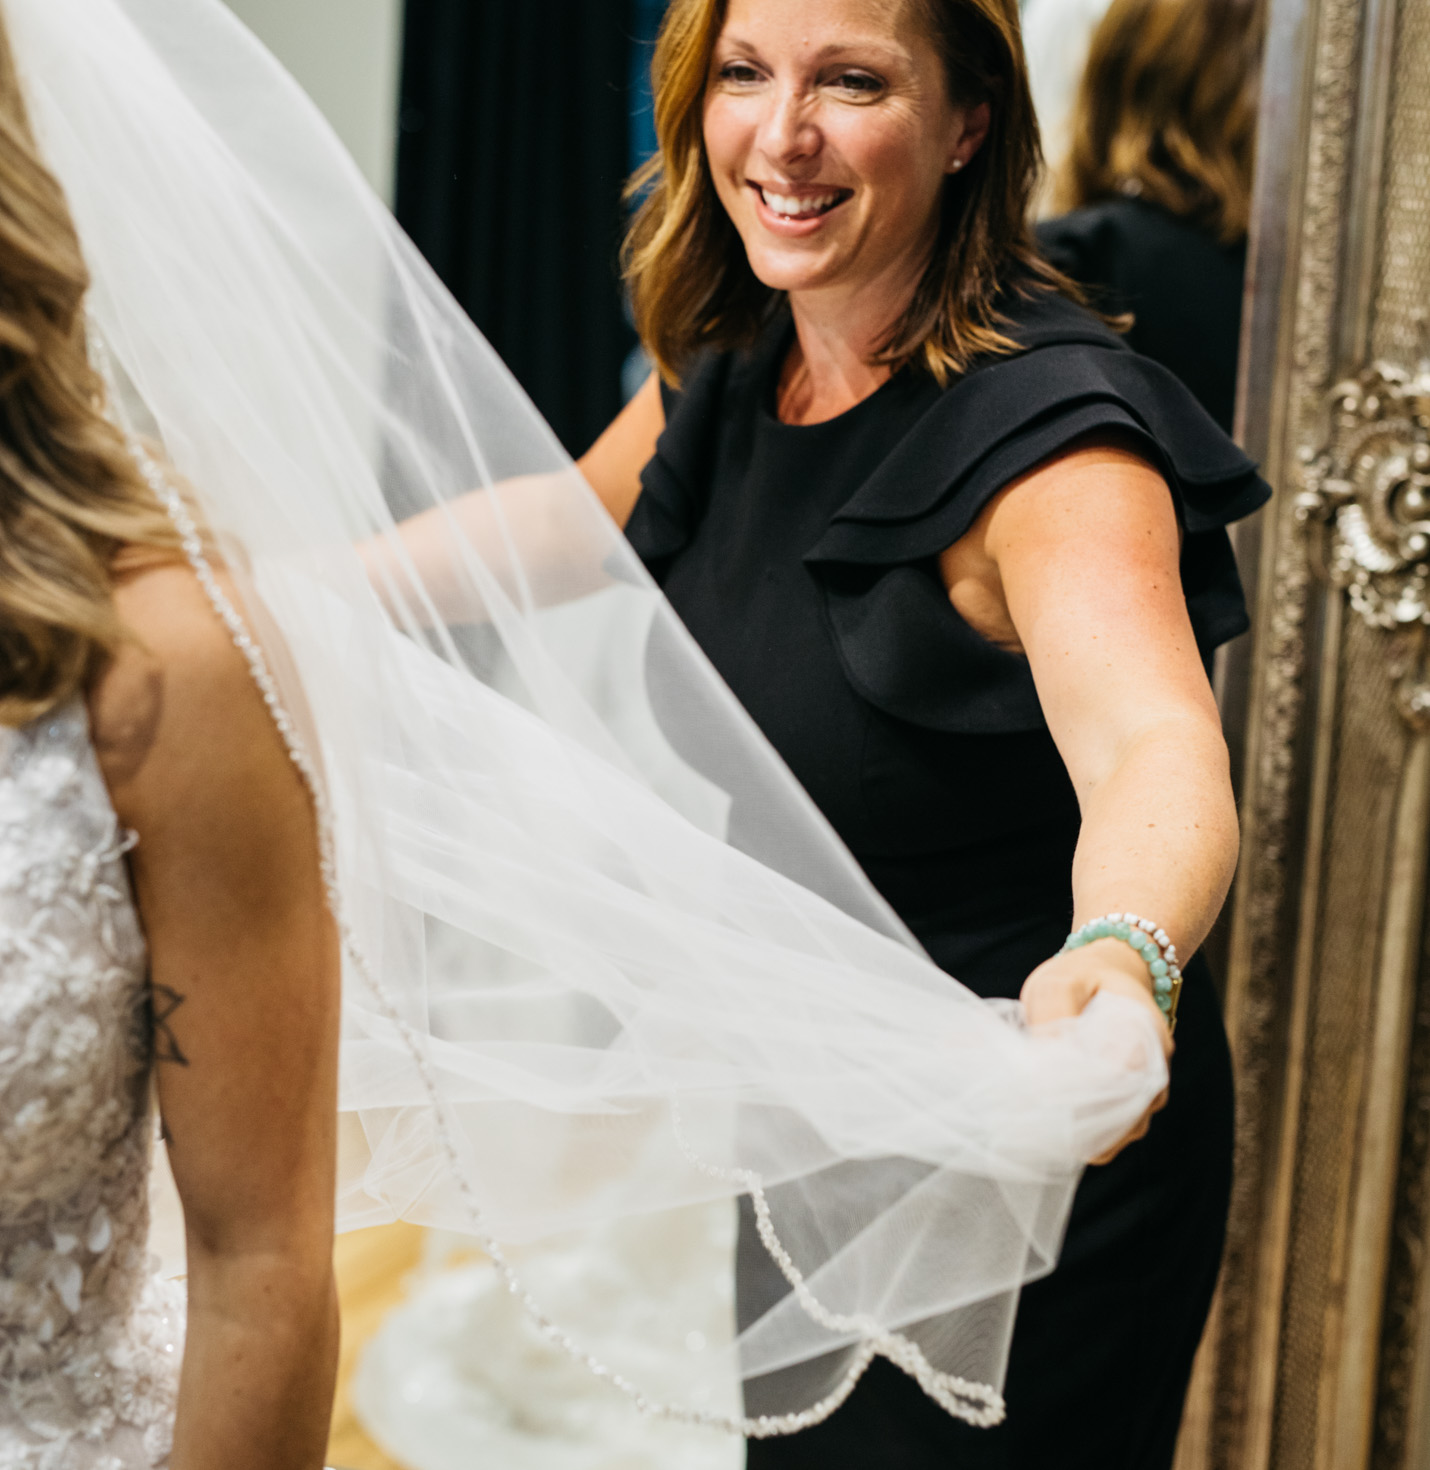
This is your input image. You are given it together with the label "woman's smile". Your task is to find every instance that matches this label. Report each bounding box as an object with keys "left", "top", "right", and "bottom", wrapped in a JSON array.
[{"left": 748, "top": 180, "right": 854, "bottom": 234}]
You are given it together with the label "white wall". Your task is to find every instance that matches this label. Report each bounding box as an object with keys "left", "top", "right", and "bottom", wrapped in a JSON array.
[{"left": 221, "top": 0, "right": 403, "bottom": 203}]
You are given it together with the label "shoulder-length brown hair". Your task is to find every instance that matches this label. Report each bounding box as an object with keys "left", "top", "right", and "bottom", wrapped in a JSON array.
[
  {"left": 623, "top": 0, "right": 1065, "bottom": 386},
  {"left": 0, "top": 14, "right": 184, "bottom": 728},
  {"left": 1057, "top": 0, "right": 1262, "bottom": 243}
]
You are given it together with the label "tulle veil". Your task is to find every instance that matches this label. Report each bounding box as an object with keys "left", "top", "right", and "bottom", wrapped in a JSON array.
[{"left": 5, "top": 0, "right": 1168, "bottom": 1432}]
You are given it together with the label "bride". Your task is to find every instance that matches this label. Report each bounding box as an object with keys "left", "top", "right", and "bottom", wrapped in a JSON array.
[
  {"left": 0, "top": 12, "right": 340, "bottom": 1470},
  {"left": 0, "top": 0, "right": 1171, "bottom": 1465}
]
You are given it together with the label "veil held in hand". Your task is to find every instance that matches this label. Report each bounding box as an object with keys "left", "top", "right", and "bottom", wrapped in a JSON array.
[{"left": 7, "top": 0, "right": 1169, "bottom": 1432}]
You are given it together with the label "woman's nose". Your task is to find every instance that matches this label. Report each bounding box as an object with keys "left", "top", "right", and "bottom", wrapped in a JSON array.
[{"left": 756, "top": 85, "right": 820, "bottom": 167}]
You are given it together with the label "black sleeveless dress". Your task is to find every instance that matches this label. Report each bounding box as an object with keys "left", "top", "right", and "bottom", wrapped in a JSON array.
[{"left": 624, "top": 288, "right": 1269, "bottom": 1470}]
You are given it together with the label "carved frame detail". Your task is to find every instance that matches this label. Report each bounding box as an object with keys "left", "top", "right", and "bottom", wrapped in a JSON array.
[
  {"left": 1175, "top": 0, "right": 1430, "bottom": 1466},
  {"left": 1298, "top": 355, "right": 1430, "bottom": 726}
]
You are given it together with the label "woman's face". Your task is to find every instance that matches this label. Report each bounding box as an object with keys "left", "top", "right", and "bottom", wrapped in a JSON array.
[{"left": 702, "top": 0, "right": 988, "bottom": 307}]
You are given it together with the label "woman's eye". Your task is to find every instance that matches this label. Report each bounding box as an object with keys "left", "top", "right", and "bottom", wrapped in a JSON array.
[
  {"left": 718, "top": 62, "right": 762, "bottom": 86},
  {"left": 829, "top": 71, "right": 884, "bottom": 97}
]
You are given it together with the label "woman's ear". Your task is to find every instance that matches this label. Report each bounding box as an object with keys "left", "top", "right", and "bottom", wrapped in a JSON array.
[{"left": 947, "top": 100, "right": 992, "bottom": 173}]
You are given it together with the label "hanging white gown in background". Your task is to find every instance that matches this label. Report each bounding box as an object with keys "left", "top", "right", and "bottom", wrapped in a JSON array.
[
  {"left": 1022, "top": 0, "right": 1115, "bottom": 212},
  {"left": 354, "top": 1209, "right": 743, "bottom": 1470}
]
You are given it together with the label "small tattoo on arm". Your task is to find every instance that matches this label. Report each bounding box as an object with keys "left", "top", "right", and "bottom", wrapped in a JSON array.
[{"left": 148, "top": 981, "right": 190, "bottom": 1067}]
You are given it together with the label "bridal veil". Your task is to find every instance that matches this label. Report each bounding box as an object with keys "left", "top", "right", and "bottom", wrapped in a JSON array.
[{"left": 5, "top": 0, "right": 1167, "bottom": 1431}]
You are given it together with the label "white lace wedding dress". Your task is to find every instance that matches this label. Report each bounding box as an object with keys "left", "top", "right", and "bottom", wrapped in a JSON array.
[{"left": 0, "top": 700, "right": 183, "bottom": 1469}]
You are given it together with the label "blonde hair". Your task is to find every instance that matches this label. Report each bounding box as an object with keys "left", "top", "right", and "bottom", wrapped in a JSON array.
[
  {"left": 0, "top": 14, "right": 182, "bottom": 728},
  {"left": 623, "top": 0, "right": 1073, "bottom": 386},
  {"left": 1058, "top": 0, "right": 1262, "bottom": 243}
]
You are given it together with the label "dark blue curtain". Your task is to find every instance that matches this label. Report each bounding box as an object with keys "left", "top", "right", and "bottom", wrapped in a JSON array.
[
  {"left": 395, "top": 0, "right": 636, "bottom": 457},
  {"left": 628, "top": 0, "right": 667, "bottom": 172}
]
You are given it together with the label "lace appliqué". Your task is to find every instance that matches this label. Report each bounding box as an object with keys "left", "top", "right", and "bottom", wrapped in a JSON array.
[{"left": 0, "top": 702, "right": 181, "bottom": 1468}]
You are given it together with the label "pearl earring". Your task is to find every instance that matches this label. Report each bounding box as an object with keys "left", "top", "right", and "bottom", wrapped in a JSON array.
[{"left": 950, "top": 159, "right": 964, "bottom": 172}]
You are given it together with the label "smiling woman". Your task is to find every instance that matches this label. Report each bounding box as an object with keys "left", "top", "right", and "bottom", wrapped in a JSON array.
[
  {"left": 560, "top": 0, "right": 1271, "bottom": 1465},
  {"left": 623, "top": 0, "right": 1060, "bottom": 391}
]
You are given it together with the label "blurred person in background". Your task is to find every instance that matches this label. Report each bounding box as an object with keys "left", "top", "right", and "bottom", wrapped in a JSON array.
[{"left": 1037, "top": 0, "right": 1262, "bottom": 433}]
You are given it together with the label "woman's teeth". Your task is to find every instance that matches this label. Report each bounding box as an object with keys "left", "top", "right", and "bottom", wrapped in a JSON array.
[{"left": 760, "top": 188, "right": 842, "bottom": 218}]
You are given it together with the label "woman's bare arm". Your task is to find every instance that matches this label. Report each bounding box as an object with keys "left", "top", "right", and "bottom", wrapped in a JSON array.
[
  {"left": 942, "top": 440, "right": 1239, "bottom": 1153},
  {"left": 577, "top": 369, "right": 666, "bottom": 526},
  {"left": 361, "top": 371, "right": 666, "bottom": 623},
  {"left": 91, "top": 564, "right": 341, "bottom": 1470}
]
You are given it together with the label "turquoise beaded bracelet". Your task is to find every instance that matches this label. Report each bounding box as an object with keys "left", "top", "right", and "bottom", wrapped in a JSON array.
[{"left": 1061, "top": 912, "right": 1183, "bottom": 1028}]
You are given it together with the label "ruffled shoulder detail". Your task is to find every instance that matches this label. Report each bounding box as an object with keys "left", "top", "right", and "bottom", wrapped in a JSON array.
[
  {"left": 807, "top": 334, "right": 1264, "bottom": 567},
  {"left": 805, "top": 294, "right": 1270, "bottom": 735},
  {"left": 625, "top": 291, "right": 1270, "bottom": 737}
]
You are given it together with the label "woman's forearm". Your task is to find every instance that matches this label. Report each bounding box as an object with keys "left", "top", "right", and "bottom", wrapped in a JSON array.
[
  {"left": 171, "top": 1250, "right": 339, "bottom": 1470},
  {"left": 361, "top": 470, "right": 615, "bottom": 627},
  {"left": 1069, "top": 717, "right": 1239, "bottom": 958}
]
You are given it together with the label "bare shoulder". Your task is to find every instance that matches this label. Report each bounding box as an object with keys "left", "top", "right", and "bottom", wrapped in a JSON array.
[
  {"left": 982, "top": 433, "right": 1175, "bottom": 550},
  {"left": 937, "top": 432, "right": 1176, "bottom": 652},
  {"left": 577, "top": 370, "right": 666, "bottom": 529},
  {"left": 88, "top": 561, "right": 299, "bottom": 826}
]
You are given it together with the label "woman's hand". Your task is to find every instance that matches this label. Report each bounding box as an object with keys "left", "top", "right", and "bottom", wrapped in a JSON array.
[
  {"left": 1021, "top": 938, "right": 1173, "bottom": 1164},
  {"left": 942, "top": 434, "right": 1240, "bottom": 1164}
]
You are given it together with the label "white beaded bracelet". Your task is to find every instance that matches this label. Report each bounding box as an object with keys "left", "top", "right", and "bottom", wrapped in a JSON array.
[{"left": 1062, "top": 912, "right": 1183, "bottom": 1028}]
